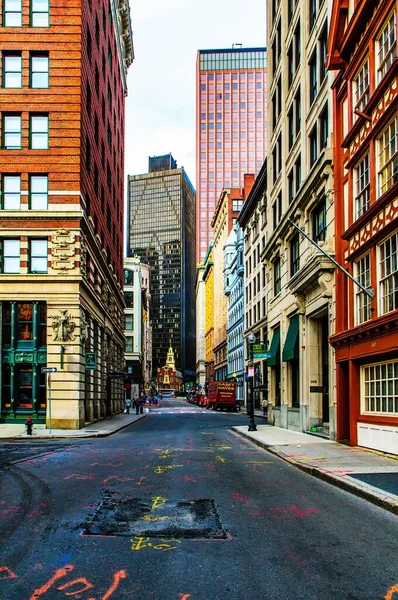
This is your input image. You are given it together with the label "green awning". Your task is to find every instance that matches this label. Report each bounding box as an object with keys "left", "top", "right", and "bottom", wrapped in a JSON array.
[
  {"left": 267, "top": 327, "right": 280, "bottom": 367},
  {"left": 282, "top": 315, "right": 300, "bottom": 362}
]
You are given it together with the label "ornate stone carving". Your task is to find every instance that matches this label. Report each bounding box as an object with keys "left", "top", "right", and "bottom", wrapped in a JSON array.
[
  {"left": 101, "top": 280, "right": 110, "bottom": 310},
  {"left": 294, "top": 293, "right": 306, "bottom": 314},
  {"left": 109, "top": 292, "right": 116, "bottom": 320},
  {"left": 51, "top": 310, "right": 76, "bottom": 342},
  {"left": 318, "top": 271, "right": 334, "bottom": 297},
  {"left": 80, "top": 235, "right": 88, "bottom": 279},
  {"left": 52, "top": 230, "right": 76, "bottom": 271}
]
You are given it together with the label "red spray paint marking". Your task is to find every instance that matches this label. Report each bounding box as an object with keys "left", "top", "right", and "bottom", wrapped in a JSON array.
[
  {"left": 0, "top": 566, "right": 18, "bottom": 579},
  {"left": 179, "top": 595, "right": 191, "bottom": 600},
  {"left": 27, "top": 503, "right": 48, "bottom": 518},
  {"left": 268, "top": 504, "right": 320, "bottom": 520},
  {"left": 181, "top": 475, "right": 197, "bottom": 482},
  {"left": 137, "top": 477, "right": 147, "bottom": 486},
  {"left": 101, "top": 571, "right": 127, "bottom": 600},
  {"left": 386, "top": 585, "right": 398, "bottom": 599},
  {"left": 57, "top": 578, "right": 94, "bottom": 595},
  {"left": 64, "top": 474, "right": 95, "bottom": 481},
  {"left": 102, "top": 476, "right": 135, "bottom": 484},
  {"left": 232, "top": 491, "right": 255, "bottom": 507},
  {"left": 30, "top": 565, "right": 74, "bottom": 599}
]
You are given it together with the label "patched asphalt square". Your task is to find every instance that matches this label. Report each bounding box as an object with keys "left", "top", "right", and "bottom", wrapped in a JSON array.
[{"left": 83, "top": 497, "right": 227, "bottom": 539}]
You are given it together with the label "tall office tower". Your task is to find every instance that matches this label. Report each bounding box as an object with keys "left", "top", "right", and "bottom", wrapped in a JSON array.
[
  {"left": 127, "top": 155, "right": 196, "bottom": 382},
  {"left": 195, "top": 47, "right": 267, "bottom": 262},
  {"left": 0, "top": 0, "right": 133, "bottom": 428}
]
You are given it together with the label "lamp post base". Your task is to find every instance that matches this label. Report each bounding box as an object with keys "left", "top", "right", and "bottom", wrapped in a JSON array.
[{"left": 248, "top": 420, "right": 257, "bottom": 432}]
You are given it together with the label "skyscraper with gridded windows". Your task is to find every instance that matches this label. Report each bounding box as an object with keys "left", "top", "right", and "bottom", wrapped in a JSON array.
[
  {"left": 196, "top": 47, "right": 267, "bottom": 263},
  {"left": 127, "top": 155, "right": 196, "bottom": 382}
]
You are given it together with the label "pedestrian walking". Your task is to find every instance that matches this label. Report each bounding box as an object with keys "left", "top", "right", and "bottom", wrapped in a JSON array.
[
  {"left": 124, "top": 398, "right": 132, "bottom": 414},
  {"left": 134, "top": 396, "right": 139, "bottom": 415},
  {"left": 261, "top": 398, "right": 268, "bottom": 417}
]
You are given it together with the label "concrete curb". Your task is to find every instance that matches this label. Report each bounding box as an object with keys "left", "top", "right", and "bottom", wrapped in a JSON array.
[
  {"left": 232, "top": 427, "right": 398, "bottom": 516},
  {"left": 0, "top": 413, "right": 148, "bottom": 440}
]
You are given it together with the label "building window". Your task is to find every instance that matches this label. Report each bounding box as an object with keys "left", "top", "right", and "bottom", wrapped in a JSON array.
[
  {"left": 354, "top": 154, "right": 370, "bottom": 220},
  {"left": 30, "top": 54, "right": 49, "bottom": 88},
  {"left": 320, "top": 104, "right": 328, "bottom": 149},
  {"left": 2, "top": 239, "right": 20, "bottom": 273},
  {"left": 355, "top": 254, "right": 371, "bottom": 324},
  {"left": 3, "top": 0, "right": 22, "bottom": 26},
  {"left": 126, "top": 336, "right": 134, "bottom": 352},
  {"left": 2, "top": 175, "right": 21, "bottom": 209},
  {"left": 272, "top": 191, "right": 282, "bottom": 229},
  {"left": 232, "top": 199, "right": 243, "bottom": 212},
  {"left": 379, "top": 232, "right": 398, "bottom": 315},
  {"left": 353, "top": 58, "right": 369, "bottom": 119},
  {"left": 288, "top": 105, "right": 294, "bottom": 149},
  {"left": 295, "top": 154, "right": 301, "bottom": 190},
  {"left": 31, "top": 0, "right": 49, "bottom": 26},
  {"left": 319, "top": 25, "right": 327, "bottom": 83},
  {"left": 309, "top": 0, "right": 317, "bottom": 30},
  {"left": 290, "top": 235, "right": 300, "bottom": 276},
  {"left": 3, "top": 114, "right": 22, "bottom": 149},
  {"left": 313, "top": 200, "right": 326, "bottom": 242},
  {"left": 376, "top": 11, "right": 397, "bottom": 84},
  {"left": 124, "top": 269, "right": 134, "bottom": 285},
  {"left": 274, "top": 256, "right": 281, "bottom": 296},
  {"left": 29, "top": 239, "right": 48, "bottom": 273},
  {"left": 287, "top": 43, "right": 294, "bottom": 87},
  {"left": 309, "top": 51, "right": 317, "bottom": 104},
  {"left": 377, "top": 117, "right": 397, "bottom": 197},
  {"left": 30, "top": 175, "right": 48, "bottom": 209},
  {"left": 3, "top": 53, "right": 22, "bottom": 88},
  {"left": 124, "top": 291, "right": 134, "bottom": 308},
  {"left": 295, "top": 87, "right": 301, "bottom": 135},
  {"left": 125, "top": 314, "right": 134, "bottom": 330},
  {"left": 309, "top": 124, "right": 317, "bottom": 166},
  {"left": 288, "top": 168, "right": 294, "bottom": 203},
  {"left": 363, "top": 361, "right": 398, "bottom": 415},
  {"left": 30, "top": 114, "right": 49, "bottom": 149},
  {"left": 294, "top": 21, "right": 300, "bottom": 71}
]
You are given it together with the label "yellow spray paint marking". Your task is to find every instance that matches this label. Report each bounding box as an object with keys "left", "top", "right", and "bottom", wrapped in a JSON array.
[
  {"left": 130, "top": 536, "right": 181, "bottom": 552},
  {"left": 243, "top": 461, "right": 274, "bottom": 464},
  {"left": 151, "top": 496, "right": 168, "bottom": 510},
  {"left": 209, "top": 444, "right": 232, "bottom": 450},
  {"left": 141, "top": 515, "right": 193, "bottom": 522},
  {"left": 216, "top": 455, "right": 227, "bottom": 463},
  {"left": 153, "top": 465, "right": 183, "bottom": 474}
]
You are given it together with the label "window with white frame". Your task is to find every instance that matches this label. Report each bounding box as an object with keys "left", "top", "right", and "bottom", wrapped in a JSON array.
[
  {"left": 29, "top": 239, "right": 48, "bottom": 273},
  {"left": 355, "top": 253, "right": 371, "bottom": 324},
  {"left": 125, "top": 314, "right": 134, "bottom": 330},
  {"left": 379, "top": 231, "right": 398, "bottom": 315},
  {"left": 354, "top": 153, "right": 370, "bottom": 219},
  {"left": 377, "top": 117, "right": 397, "bottom": 197},
  {"left": 30, "top": 54, "right": 49, "bottom": 88},
  {"left": 2, "top": 239, "right": 20, "bottom": 273},
  {"left": 29, "top": 175, "right": 48, "bottom": 209},
  {"left": 362, "top": 361, "right": 398, "bottom": 415},
  {"left": 3, "top": 0, "right": 22, "bottom": 26},
  {"left": 2, "top": 175, "right": 21, "bottom": 209},
  {"left": 125, "top": 336, "right": 134, "bottom": 352},
  {"left": 376, "top": 11, "right": 397, "bottom": 84},
  {"left": 353, "top": 58, "right": 369, "bottom": 118}
]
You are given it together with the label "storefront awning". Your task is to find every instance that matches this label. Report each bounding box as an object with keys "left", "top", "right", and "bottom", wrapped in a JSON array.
[
  {"left": 267, "top": 327, "right": 280, "bottom": 367},
  {"left": 282, "top": 315, "right": 299, "bottom": 362}
]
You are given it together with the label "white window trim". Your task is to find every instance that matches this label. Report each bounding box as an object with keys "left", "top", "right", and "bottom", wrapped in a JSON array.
[
  {"left": 378, "top": 230, "right": 398, "bottom": 316},
  {"left": 361, "top": 360, "right": 398, "bottom": 416},
  {"left": 354, "top": 153, "right": 370, "bottom": 220},
  {"left": 355, "top": 253, "right": 371, "bottom": 325},
  {"left": 376, "top": 11, "right": 397, "bottom": 84},
  {"left": 377, "top": 116, "right": 397, "bottom": 198}
]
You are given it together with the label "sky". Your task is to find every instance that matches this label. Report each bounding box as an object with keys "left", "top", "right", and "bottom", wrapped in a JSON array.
[{"left": 124, "top": 0, "right": 266, "bottom": 187}]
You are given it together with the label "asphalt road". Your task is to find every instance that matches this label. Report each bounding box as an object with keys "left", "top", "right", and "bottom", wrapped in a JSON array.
[{"left": 0, "top": 398, "right": 397, "bottom": 600}]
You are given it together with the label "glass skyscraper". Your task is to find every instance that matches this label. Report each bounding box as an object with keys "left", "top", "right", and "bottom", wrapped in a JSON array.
[
  {"left": 196, "top": 47, "right": 267, "bottom": 262},
  {"left": 127, "top": 155, "right": 196, "bottom": 380}
]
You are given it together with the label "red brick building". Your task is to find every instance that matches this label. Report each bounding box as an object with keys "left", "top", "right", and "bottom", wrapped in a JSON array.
[
  {"left": 327, "top": 0, "right": 397, "bottom": 453},
  {"left": 0, "top": 0, "right": 134, "bottom": 427},
  {"left": 157, "top": 346, "right": 183, "bottom": 392}
]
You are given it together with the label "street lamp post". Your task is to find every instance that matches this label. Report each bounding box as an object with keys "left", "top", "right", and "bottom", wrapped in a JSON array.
[{"left": 247, "top": 332, "right": 257, "bottom": 431}]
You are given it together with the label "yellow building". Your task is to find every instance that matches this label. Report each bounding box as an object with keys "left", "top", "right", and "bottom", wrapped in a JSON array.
[{"left": 203, "top": 244, "right": 214, "bottom": 389}]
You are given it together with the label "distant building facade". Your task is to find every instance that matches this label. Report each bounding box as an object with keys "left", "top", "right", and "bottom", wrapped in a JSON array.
[
  {"left": 0, "top": 0, "right": 133, "bottom": 428},
  {"left": 327, "top": 0, "right": 398, "bottom": 453},
  {"left": 196, "top": 47, "right": 268, "bottom": 262},
  {"left": 140, "top": 262, "right": 152, "bottom": 390},
  {"left": 203, "top": 244, "right": 214, "bottom": 391},
  {"left": 124, "top": 257, "right": 144, "bottom": 399},
  {"left": 224, "top": 224, "right": 245, "bottom": 405},
  {"left": 157, "top": 346, "right": 183, "bottom": 392},
  {"left": 195, "top": 262, "right": 206, "bottom": 392},
  {"left": 127, "top": 155, "right": 196, "bottom": 381}
]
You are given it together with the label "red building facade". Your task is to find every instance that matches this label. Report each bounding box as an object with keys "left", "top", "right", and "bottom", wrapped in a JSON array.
[{"left": 327, "top": 0, "right": 397, "bottom": 453}]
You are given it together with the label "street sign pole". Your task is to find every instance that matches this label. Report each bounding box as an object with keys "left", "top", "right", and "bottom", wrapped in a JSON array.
[{"left": 48, "top": 373, "right": 52, "bottom": 435}]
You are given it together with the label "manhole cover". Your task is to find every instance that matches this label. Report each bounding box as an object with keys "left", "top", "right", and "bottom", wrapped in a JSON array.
[{"left": 82, "top": 497, "right": 227, "bottom": 539}]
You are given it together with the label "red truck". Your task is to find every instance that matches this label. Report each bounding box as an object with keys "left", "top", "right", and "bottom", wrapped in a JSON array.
[{"left": 206, "top": 381, "right": 237, "bottom": 412}]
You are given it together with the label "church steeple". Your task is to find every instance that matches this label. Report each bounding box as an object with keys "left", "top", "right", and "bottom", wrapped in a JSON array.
[{"left": 166, "top": 345, "right": 175, "bottom": 370}]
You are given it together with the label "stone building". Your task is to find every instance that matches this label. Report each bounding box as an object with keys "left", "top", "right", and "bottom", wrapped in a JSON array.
[
  {"left": 0, "top": 0, "right": 134, "bottom": 428},
  {"left": 263, "top": 0, "right": 336, "bottom": 436}
]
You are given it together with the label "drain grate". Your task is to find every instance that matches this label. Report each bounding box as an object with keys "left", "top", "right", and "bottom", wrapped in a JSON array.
[{"left": 82, "top": 497, "right": 227, "bottom": 539}]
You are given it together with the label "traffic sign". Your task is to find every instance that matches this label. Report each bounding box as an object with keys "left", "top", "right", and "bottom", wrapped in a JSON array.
[
  {"left": 253, "top": 352, "right": 271, "bottom": 359},
  {"left": 248, "top": 366, "right": 254, "bottom": 377},
  {"left": 41, "top": 367, "right": 57, "bottom": 373}
]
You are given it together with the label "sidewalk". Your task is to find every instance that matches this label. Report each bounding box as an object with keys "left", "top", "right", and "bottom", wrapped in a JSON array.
[
  {"left": 232, "top": 421, "right": 398, "bottom": 515},
  {"left": 0, "top": 411, "right": 148, "bottom": 439}
]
